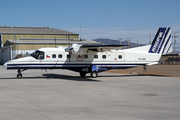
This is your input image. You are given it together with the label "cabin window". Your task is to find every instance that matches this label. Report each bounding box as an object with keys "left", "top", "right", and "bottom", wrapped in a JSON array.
[
  {"left": 102, "top": 55, "right": 106, "bottom": 59},
  {"left": 118, "top": 55, "right": 122, "bottom": 59},
  {"left": 58, "top": 54, "right": 62, "bottom": 58},
  {"left": 31, "top": 50, "right": 44, "bottom": 59},
  {"left": 38, "top": 52, "right": 44, "bottom": 59},
  {"left": 84, "top": 55, "right": 88, "bottom": 59},
  {"left": 67, "top": 54, "right": 71, "bottom": 58},
  {"left": 52, "top": 54, "right": 56, "bottom": 58},
  {"left": 94, "top": 55, "right": 98, "bottom": 59}
]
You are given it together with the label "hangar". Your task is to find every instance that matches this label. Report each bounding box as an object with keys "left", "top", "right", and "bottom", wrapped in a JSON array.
[
  {"left": 0, "top": 26, "right": 99, "bottom": 64},
  {"left": 0, "top": 25, "right": 79, "bottom": 47}
]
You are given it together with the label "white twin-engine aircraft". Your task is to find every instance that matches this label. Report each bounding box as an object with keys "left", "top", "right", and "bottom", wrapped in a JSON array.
[{"left": 3, "top": 27, "right": 172, "bottom": 78}]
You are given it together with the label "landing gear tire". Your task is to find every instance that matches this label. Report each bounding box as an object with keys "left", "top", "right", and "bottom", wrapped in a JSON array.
[
  {"left": 91, "top": 71, "right": 98, "bottom": 78},
  {"left": 17, "top": 74, "right": 23, "bottom": 79},
  {"left": 80, "top": 72, "right": 86, "bottom": 77}
]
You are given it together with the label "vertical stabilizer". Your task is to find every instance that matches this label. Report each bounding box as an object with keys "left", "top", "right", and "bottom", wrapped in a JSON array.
[{"left": 149, "top": 27, "right": 172, "bottom": 54}]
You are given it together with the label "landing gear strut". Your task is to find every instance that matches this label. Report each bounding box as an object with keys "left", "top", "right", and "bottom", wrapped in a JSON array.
[
  {"left": 80, "top": 72, "right": 86, "bottom": 77},
  {"left": 143, "top": 65, "right": 147, "bottom": 72},
  {"left": 91, "top": 65, "right": 98, "bottom": 78},
  {"left": 17, "top": 69, "right": 26, "bottom": 79}
]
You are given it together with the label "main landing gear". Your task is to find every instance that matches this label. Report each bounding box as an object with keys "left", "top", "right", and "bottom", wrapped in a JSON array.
[
  {"left": 17, "top": 69, "right": 26, "bottom": 79},
  {"left": 80, "top": 71, "right": 98, "bottom": 78},
  {"left": 80, "top": 71, "right": 86, "bottom": 77},
  {"left": 91, "top": 71, "right": 98, "bottom": 78},
  {"left": 80, "top": 66, "right": 98, "bottom": 78},
  {"left": 91, "top": 65, "right": 98, "bottom": 78}
]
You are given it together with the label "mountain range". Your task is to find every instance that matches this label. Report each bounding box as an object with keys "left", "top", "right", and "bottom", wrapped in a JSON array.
[
  {"left": 92, "top": 38, "right": 180, "bottom": 54},
  {"left": 92, "top": 38, "right": 145, "bottom": 48}
]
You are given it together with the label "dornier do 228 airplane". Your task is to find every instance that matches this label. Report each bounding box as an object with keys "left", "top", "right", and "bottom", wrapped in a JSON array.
[{"left": 3, "top": 27, "right": 172, "bottom": 79}]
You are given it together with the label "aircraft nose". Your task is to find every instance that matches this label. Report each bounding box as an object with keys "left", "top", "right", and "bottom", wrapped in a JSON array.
[{"left": 3, "top": 62, "right": 7, "bottom": 69}]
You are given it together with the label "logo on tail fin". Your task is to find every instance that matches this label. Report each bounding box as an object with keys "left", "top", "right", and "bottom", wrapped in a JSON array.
[
  {"left": 152, "top": 32, "right": 163, "bottom": 52},
  {"left": 149, "top": 27, "right": 172, "bottom": 54}
]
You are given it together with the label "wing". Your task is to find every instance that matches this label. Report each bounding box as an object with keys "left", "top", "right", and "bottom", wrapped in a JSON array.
[{"left": 80, "top": 44, "right": 128, "bottom": 52}]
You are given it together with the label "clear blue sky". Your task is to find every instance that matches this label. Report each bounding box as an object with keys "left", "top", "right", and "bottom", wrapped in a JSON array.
[{"left": 1, "top": 0, "right": 180, "bottom": 44}]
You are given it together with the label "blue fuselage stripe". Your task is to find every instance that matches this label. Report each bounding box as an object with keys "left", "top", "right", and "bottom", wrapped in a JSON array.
[
  {"left": 7, "top": 63, "right": 144, "bottom": 66},
  {"left": 6, "top": 63, "right": 144, "bottom": 70}
]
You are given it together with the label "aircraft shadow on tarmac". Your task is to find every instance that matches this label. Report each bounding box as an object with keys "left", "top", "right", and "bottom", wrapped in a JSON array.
[
  {"left": 0, "top": 74, "right": 101, "bottom": 82},
  {"left": 0, "top": 73, "right": 167, "bottom": 81},
  {"left": 42, "top": 74, "right": 101, "bottom": 82},
  {"left": 99, "top": 74, "right": 168, "bottom": 77}
]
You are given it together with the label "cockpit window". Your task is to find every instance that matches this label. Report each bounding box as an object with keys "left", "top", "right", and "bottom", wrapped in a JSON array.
[{"left": 31, "top": 50, "right": 44, "bottom": 59}]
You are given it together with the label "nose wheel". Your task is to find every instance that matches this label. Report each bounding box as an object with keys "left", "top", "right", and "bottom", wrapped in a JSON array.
[
  {"left": 17, "top": 73, "right": 23, "bottom": 79},
  {"left": 17, "top": 69, "right": 26, "bottom": 79}
]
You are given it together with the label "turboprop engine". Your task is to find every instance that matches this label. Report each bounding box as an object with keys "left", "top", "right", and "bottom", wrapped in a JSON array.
[{"left": 65, "top": 44, "right": 87, "bottom": 55}]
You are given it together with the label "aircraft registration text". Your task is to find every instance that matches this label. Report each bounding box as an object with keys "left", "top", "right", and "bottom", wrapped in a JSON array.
[{"left": 138, "top": 58, "right": 146, "bottom": 61}]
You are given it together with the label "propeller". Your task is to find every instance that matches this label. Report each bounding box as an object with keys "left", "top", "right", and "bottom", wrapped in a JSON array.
[
  {"left": 64, "top": 44, "right": 82, "bottom": 63},
  {"left": 65, "top": 47, "right": 73, "bottom": 63},
  {"left": 65, "top": 47, "right": 73, "bottom": 52}
]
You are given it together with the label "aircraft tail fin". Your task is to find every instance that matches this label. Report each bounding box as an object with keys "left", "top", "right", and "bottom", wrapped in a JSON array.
[{"left": 148, "top": 27, "right": 172, "bottom": 54}]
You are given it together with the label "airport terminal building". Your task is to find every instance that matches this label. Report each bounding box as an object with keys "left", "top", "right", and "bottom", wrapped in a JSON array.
[{"left": 0, "top": 26, "right": 99, "bottom": 64}]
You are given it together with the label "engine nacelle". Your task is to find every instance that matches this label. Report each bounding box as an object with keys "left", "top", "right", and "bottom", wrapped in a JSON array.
[
  {"left": 65, "top": 44, "right": 87, "bottom": 55},
  {"left": 72, "top": 44, "right": 80, "bottom": 53}
]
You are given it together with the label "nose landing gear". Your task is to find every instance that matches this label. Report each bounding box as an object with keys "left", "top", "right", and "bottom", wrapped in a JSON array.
[
  {"left": 17, "top": 69, "right": 23, "bottom": 79},
  {"left": 17, "top": 73, "right": 23, "bottom": 79},
  {"left": 17, "top": 69, "right": 26, "bottom": 79}
]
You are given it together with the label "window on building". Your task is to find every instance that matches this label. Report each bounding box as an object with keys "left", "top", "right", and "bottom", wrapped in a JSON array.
[{"left": 52, "top": 54, "right": 56, "bottom": 58}]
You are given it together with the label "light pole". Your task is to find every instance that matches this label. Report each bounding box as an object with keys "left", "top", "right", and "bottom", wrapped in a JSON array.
[{"left": 117, "top": 38, "right": 123, "bottom": 45}]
